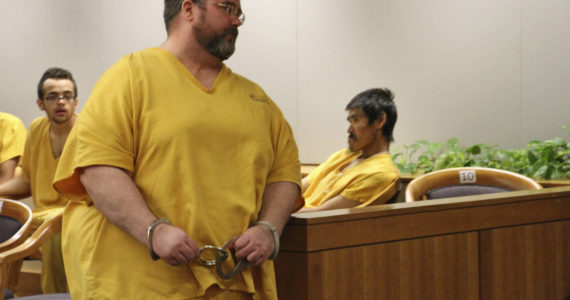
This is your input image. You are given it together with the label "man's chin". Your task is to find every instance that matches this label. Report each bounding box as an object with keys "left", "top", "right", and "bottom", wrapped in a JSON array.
[{"left": 50, "top": 115, "right": 70, "bottom": 124}]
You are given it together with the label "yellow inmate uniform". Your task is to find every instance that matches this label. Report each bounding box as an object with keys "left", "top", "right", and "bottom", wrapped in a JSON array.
[
  {"left": 54, "top": 48, "right": 301, "bottom": 300},
  {"left": 21, "top": 116, "right": 68, "bottom": 293},
  {"left": 303, "top": 149, "right": 399, "bottom": 208},
  {"left": 0, "top": 112, "right": 27, "bottom": 165}
]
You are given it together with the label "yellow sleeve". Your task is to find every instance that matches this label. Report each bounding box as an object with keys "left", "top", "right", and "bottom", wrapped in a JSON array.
[
  {"left": 340, "top": 172, "right": 399, "bottom": 204},
  {"left": 20, "top": 120, "right": 34, "bottom": 183},
  {"left": 265, "top": 100, "right": 301, "bottom": 187},
  {"left": 54, "top": 57, "right": 136, "bottom": 199},
  {"left": 0, "top": 114, "right": 27, "bottom": 164},
  {"left": 305, "top": 149, "right": 346, "bottom": 184}
]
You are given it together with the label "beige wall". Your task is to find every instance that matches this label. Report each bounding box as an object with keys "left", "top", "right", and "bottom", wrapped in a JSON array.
[{"left": 1, "top": 0, "right": 568, "bottom": 163}]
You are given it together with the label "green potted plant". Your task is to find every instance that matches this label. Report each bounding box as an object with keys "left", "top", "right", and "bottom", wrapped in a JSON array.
[{"left": 392, "top": 127, "right": 570, "bottom": 182}]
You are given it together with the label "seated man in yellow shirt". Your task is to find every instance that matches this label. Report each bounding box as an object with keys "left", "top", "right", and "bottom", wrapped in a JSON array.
[
  {"left": 0, "top": 67, "right": 79, "bottom": 293},
  {"left": 0, "top": 112, "right": 27, "bottom": 184},
  {"left": 298, "top": 88, "right": 400, "bottom": 213}
]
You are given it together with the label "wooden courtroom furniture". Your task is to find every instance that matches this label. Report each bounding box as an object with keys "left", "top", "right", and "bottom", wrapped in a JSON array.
[
  {"left": 0, "top": 212, "right": 65, "bottom": 300},
  {"left": 405, "top": 167, "right": 542, "bottom": 201},
  {"left": 0, "top": 200, "right": 32, "bottom": 253},
  {"left": 275, "top": 186, "right": 570, "bottom": 300},
  {"left": 1, "top": 199, "right": 33, "bottom": 299}
]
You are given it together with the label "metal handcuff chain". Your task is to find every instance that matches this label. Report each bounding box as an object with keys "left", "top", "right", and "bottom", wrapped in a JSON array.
[
  {"left": 198, "top": 237, "right": 250, "bottom": 280},
  {"left": 196, "top": 221, "right": 279, "bottom": 280},
  {"left": 215, "top": 237, "right": 251, "bottom": 280}
]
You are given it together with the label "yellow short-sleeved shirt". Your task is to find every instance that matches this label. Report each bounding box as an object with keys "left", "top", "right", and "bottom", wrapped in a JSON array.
[
  {"left": 21, "top": 116, "right": 68, "bottom": 212},
  {"left": 0, "top": 112, "right": 27, "bottom": 164},
  {"left": 303, "top": 149, "right": 399, "bottom": 208},
  {"left": 54, "top": 48, "right": 301, "bottom": 300}
]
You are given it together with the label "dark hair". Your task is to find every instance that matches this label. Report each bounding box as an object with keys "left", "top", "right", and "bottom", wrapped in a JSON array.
[
  {"left": 164, "top": 0, "right": 207, "bottom": 33},
  {"left": 345, "top": 88, "right": 397, "bottom": 142},
  {"left": 37, "top": 67, "right": 77, "bottom": 100},
  {"left": 164, "top": 0, "right": 185, "bottom": 33}
]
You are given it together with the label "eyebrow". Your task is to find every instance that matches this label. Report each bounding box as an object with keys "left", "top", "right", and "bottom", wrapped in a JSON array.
[
  {"left": 45, "top": 92, "right": 73, "bottom": 98},
  {"left": 221, "top": 1, "right": 242, "bottom": 12},
  {"left": 46, "top": 91, "right": 73, "bottom": 94},
  {"left": 221, "top": 1, "right": 237, "bottom": 8}
]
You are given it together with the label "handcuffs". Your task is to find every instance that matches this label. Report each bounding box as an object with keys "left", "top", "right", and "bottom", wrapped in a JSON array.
[
  {"left": 147, "top": 219, "right": 279, "bottom": 280},
  {"left": 198, "top": 236, "right": 250, "bottom": 280}
]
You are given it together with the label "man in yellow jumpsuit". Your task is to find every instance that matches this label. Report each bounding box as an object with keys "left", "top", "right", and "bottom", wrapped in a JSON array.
[
  {"left": 298, "top": 88, "right": 400, "bottom": 213},
  {"left": 0, "top": 67, "right": 79, "bottom": 293},
  {"left": 53, "top": 0, "right": 300, "bottom": 299},
  {"left": 0, "top": 112, "right": 26, "bottom": 184}
]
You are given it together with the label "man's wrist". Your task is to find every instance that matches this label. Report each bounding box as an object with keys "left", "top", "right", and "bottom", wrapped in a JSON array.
[
  {"left": 147, "top": 218, "right": 171, "bottom": 260},
  {"left": 256, "top": 220, "right": 280, "bottom": 260}
]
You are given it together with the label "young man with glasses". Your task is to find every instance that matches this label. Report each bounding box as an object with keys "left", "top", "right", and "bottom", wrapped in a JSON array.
[
  {"left": 0, "top": 67, "right": 78, "bottom": 294},
  {"left": 54, "top": 0, "right": 300, "bottom": 299}
]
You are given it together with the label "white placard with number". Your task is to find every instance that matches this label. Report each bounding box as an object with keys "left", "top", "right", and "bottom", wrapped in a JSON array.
[{"left": 459, "top": 170, "right": 477, "bottom": 183}]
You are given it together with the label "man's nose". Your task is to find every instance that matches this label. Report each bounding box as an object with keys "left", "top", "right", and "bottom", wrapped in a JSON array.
[{"left": 231, "top": 17, "right": 243, "bottom": 27}]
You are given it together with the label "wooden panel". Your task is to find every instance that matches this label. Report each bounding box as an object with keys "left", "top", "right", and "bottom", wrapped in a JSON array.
[
  {"left": 274, "top": 252, "right": 310, "bottom": 300},
  {"left": 538, "top": 180, "right": 570, "bottom": 188},
  {"left": 283, "top": 187, "right": 570, "bottom": 252},
  {"left": 277, "top": 232, "right": 479, "bottom": 300},
  {"left": 277, "top": 187, "right": 570, "bottom": 299},
  {"left": 16, "top": 260, "right": 42, "bottom": 296},
  {"left": 480, "top": 220, "right": 570, "bottom": 300}
]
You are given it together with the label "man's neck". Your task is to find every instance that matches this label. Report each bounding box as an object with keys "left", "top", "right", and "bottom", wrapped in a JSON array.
[
  {"left": 49, "top": 115, "right": 76, "bottom": 137},
  {"left": 49, "top": 115, "right": 76, "bottom": 159},
  {"left": 360, "top": 139, "right": 390, "bottom": 159},
  {"left": 160, "top": 36, "right": 223, "bottom": 89}
]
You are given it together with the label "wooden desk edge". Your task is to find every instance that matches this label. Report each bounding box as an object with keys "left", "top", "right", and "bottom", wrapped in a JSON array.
[{"left": 289, "top": 186, "right": 570, "bottom": 225}]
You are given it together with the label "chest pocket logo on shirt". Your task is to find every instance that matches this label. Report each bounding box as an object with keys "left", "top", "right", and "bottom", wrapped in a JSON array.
[{"left": 250, "top": 94, "right": 269, "bottom": 104}]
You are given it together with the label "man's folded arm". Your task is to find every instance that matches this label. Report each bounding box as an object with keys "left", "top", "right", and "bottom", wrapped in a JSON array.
[{"left": 296, "top": 194, "right": 359, "bottom": 213}]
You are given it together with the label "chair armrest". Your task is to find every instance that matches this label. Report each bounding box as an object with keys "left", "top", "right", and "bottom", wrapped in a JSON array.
[{"left": 0, "top": 212, "right": 62, "bottom": 265}]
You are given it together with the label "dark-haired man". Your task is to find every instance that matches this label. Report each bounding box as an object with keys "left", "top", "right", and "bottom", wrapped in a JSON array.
[
  {"left": 297, "top": 88, "right": 400, "bottom": 213},
  {"left": 53, "top": 0, "right": 300, "bottom": 299},
  {"left": 0, "top": 67, "right": 78, "bottom": 293}
]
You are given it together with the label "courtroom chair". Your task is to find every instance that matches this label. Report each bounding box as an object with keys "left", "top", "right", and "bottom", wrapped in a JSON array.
[
  {"left": 0, "top": 212, "right": 69, "bottom": 300},
  {"left": 405, "top": 167, "right": 542, "bottom": 202},
  {"left": 1, "top": 199, "right": 32, "bottom": 300},
  {"left": 0, "top": 200, "right": 32, "bottom": 252}
]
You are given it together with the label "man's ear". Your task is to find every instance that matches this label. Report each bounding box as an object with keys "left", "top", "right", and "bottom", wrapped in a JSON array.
[
  {"left": 36, "top": 98, "right": 46, "bottom": 111},
  {"left": 181, "top": 0, "right": 197, "bottom": 21},
  {"left": 375, "top": 113, "right": 386, "bottom": 131}
]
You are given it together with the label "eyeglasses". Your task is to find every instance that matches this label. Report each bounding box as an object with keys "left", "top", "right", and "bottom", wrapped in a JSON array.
[
  {"left": 199, "top": 1, "right": 245, "bottom": 23},
  {"left": 216, "top": 2, "right": 245, "bottom": 23},
  {"left": 44, "top": 93, "right": 75, "bottom": 103}
]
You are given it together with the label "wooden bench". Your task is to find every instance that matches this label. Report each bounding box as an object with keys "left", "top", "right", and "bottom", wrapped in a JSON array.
[{"left": 276, "top": 186, "right": 570, "bottom": 300}]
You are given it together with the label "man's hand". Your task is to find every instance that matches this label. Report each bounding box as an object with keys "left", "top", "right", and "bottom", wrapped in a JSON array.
[
  {"left": 151, "top": 223, "right": 200, "bottom": 267},
  {"left": 233, "top": 224, "right": 275, "bottom": 266}
]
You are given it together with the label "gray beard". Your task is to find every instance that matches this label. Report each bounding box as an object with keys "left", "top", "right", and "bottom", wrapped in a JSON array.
[{"left": 196, "top": 27, "right": 238, "bottom": 61}]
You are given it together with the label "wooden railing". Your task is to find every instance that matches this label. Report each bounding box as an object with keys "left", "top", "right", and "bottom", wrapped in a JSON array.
[{"left": 275, "top": 186, "right": 570, "bottom": 300}]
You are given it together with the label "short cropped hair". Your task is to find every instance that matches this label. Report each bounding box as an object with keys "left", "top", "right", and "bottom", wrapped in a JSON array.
[
  {"left": 37, "top": 67, "right": 77, "bottom": 100},
  {"left": 345, "top": 88, "right": 397, "bottom": 142},
  {"left": 164, "top": 0, "right": 185, "bottom": 33}
]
